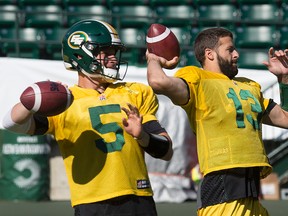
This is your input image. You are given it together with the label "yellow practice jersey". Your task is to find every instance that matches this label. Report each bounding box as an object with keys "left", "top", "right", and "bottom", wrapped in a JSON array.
[
  {"left": 174, "top": 66, "right": 272, "bottom": 178},
  {"left": 46, "top": 82, "right": 158, "bottom": 207}
]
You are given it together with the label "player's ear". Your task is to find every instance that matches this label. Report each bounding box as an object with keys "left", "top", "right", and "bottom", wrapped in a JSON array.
[{"left": 205, "top": 48, "right": 214, "bottom": 61}]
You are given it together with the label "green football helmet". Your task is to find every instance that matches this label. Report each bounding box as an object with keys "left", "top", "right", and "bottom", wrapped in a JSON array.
[{"left": 62, "top": 19, "right": 128, "bottom": 83}]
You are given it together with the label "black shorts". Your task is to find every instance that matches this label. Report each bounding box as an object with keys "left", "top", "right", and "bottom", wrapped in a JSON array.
[
  {"left": 74, "top": 195, "right": 157, "bottom": 216},
  {"left": 197, "top": 167, "right": 261, "bottom": 209}
]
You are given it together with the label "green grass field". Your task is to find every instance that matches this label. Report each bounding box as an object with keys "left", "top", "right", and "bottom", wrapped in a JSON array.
[{"left": 0, "top": 200, "right": 286, "bottom": 216}]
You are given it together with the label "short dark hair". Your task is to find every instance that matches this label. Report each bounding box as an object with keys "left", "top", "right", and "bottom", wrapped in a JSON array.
[{"left": 193, "top": 27, "right": 233, "bottom": 66}]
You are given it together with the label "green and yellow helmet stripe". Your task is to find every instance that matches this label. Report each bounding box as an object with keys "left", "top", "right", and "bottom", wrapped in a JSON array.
[{"left": 97, "top": 20, "right": 122, "bottom": 44}]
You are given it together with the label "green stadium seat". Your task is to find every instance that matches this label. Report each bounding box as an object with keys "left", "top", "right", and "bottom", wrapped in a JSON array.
[
  {"left": 150, "top": 0, "right": 193, "bottom": 6},
  {"left": 66, "top": 5, "right": 111, "bottom": 27},
  {"left": 0, "top": 5, "right": 19, "bottom": 27},
  {"left": 237, "top": 50, "right": 268, "bottom": 70},
  {"left": 119, "top": 27, "right": 145, "bottom": 47},
  {"left": 280, "top": 26, "right": 288, "bottom": 49},
  {"left": 0, "top": 26, "right": 16, "bottom": 39},
  {"left": 18, "top": 0, "right": 61, "bottom": 7},
  {"left": 107, "top": 0, "right": 149, "bottom": 8},
  {"left": 0, "top": 27, "right": 16, "bottom": 56},
  {"left": 63, "top": 0, "right": 104, "bottom": 7},
  {"left": 187, "top": 26, "right": 236, "bottom": 47},
  {"left": 155, "top": 5, "right": 195, "bottom": 27},
  {"left": 2, "top": 27, "right": 44, "bottom": 58},
  {"left": 282, "top": 3, "right": 288, "bottom": 22},
  {"left": 179, "top": 50, "right": 201, "bottom": 67},
  {"left": 0, "top": 0, "right": 17, "bottom": 5},
  {"left": 238, "top": 0, "right": 278, "bottom": 4},
  {"left": 170, "top": 27, "right": 192, "bottom": 47},
  {"left": 198, "top": 4, "right": 238, "bottom": 27},
  {"left": 23, "top": 5, "right": 63, "bottom": 28},
  {"left": 111, "top": 5, "right": 153, "bottom": 29},
  {"left": 119, "top": 27, "right": 146, "bottom": 66},
  {"left": 196, "top": 0, "right": 236, "bottom": 5},
  {"left": 240, "top": 4, "right": 281, "bottom": 23},
  {"left": 44, "top": 28, "right": 68, "bottom": 60},
  {"left": 235, "top": 26, "right": 278, "bottom": 49}
]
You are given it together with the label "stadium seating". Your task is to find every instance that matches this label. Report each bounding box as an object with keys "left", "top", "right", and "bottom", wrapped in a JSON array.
[
  {"left": 150, "top": 0, "right": 193, "bottom": 6},
  {"left": 170, "top": 27, "right": 192, "bottom": 47},
  {"left": 282, "top": 3, "right": 288, "bottom": 21},
  {"left": 280, "top": 26, "right": 288, "bottom": 49},
  {"left": 196, "top": 0, "right": 236, "bottom": 5},
  {"left": 111, "top": 5, "right": 153, "bottom": 29},
  {"left": 23, "top": 5, "right": 63, "bottom": 28},
  {"left": 0, "top": 0, "right": 17, "bottom": 5},
  {"left": 44, "top": 28, "right": 68, "bottom": 60},
  {"left": 0, "top": 27, "right": 16, "bottom": 56},
  {"left": 18, "top": 0, "right": 62, "bottom": 7},
  {"left": 155, "top": 5, "right": 196, "bottom": 27},
  {"left": 119, "top": 27, "right": 146, "bottom": 66},
  {"left": 107, "top": 0, "right": 149, "bottom": 8},
  {"left": 179, "top": 50, "right": 201, "bottom": 67},
  {"left": 0, "top": 5, "right": 19, "bottom": 27},
  {"left": 119, "top": 27, "right": 146, "bottom": 47},
  {"left": 63, "top": 0, "right": 104, "bottom": 7},
  {"left": 66, "top": 5, "right": 111, "bottom": 27},
  {"left": 237, "top": 49, "right": 268, "bottom": 70},
  {"left": 197, "top": 4, "right": 239, "bottom": 27},
  {"left": 239, "top": 4, "right": 281, "bottom": 23},
  {"left": 235, "top": 25, "right": 279, "bottom": 49},
  {"left": 2, "top": 27, "right": 44, "bottom": 58},
  {"left": 0, "top": 0, "right": 287, "bottom": 69},
  {"left": 237, "top": 0, "right": 280, "bottom": 4}
]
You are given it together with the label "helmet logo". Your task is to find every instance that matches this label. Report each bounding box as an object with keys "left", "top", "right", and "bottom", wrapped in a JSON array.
[{"left": 68, "top": 31, "right": 89, "bottom": 49}]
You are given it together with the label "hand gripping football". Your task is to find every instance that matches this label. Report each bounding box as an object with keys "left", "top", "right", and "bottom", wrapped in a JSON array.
[
  {"left": 20, "top": 81, "right": 73, "bottom": 116},
  {"left": 146, "top": 23, "right": 180, "bottom": 69}
]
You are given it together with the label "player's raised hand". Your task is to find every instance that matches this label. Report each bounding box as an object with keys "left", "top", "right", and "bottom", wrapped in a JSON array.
[
  {"left": 146, "top": 49, "right": 179, "bottom": 70},
  {"left": 121, "top": 103, "right": 143, "bottom": 138},
  {"left": 263, "top": 47, "right": 288, "bottom": 82}
]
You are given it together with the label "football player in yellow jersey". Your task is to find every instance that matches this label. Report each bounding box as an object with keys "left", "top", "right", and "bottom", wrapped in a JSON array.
[
  {"left": 146, "top": 27, "right": 288, "bottom": 216},
  {"left": 2, "top": 20, "right": 173, "bottom": 216}
]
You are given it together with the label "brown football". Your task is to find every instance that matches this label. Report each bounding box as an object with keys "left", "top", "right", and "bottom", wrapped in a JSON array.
[
  {"left": 20, "top": 81, "right": 73, "bottom": 116},
  {"left": 146, "top": 23, "right": 180, "bottom": 69}
]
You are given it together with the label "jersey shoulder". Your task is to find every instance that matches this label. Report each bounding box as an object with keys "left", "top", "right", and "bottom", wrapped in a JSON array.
[
  {"left": 174, "top": 66, "right": 228, "bottom": 83},
  {"left": 116, "top": 82, "right": 155, "bottom": 94},
  {"left": 234, "top": 77, "right": 261, "bottom": 89}
]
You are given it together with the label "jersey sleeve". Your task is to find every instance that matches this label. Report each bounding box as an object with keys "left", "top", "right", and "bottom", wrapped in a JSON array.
[{"left": 131, "top": 83, "right": 159, "bottom": 124}]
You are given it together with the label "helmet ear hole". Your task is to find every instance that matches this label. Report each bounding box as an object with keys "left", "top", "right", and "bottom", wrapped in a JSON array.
[{"left": 73, "top": 53, "right": 82, "bottom": 60}]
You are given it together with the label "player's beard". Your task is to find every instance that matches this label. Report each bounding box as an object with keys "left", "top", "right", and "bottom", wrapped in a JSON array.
[{"left": 217, "top": 55, "right": 238, "bottom": 79}]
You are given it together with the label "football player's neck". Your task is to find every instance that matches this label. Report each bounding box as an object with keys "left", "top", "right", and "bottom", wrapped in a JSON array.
[{"left": 78, "top": 74, "right": 108, "bottom": 93}]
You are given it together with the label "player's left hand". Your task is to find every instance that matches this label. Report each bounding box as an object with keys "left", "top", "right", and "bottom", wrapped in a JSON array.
[
  {"left": 121, "top": 103, "right": 143, "bottom": 138},
  {"left": 263, "top": 47, "right": 288, "bottom": 82}
]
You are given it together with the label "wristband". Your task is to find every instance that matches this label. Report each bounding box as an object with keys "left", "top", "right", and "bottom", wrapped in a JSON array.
[
  {"left": 279, "top": 83, "right": 288, "bottom": 111},
  {"left": 140, "top": 133, "right": 170, "bottom": 159},
  {"left": 2, "top": 108, "right": 32, "bottom": 133}
]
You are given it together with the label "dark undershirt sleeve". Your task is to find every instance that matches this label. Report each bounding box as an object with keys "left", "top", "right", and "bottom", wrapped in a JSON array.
[
  {"left": 33, "top": 114, "right": 49, "bottom": 135},
  {"left": 142, "top": 120, "right": 166, "bottom": 134}
]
